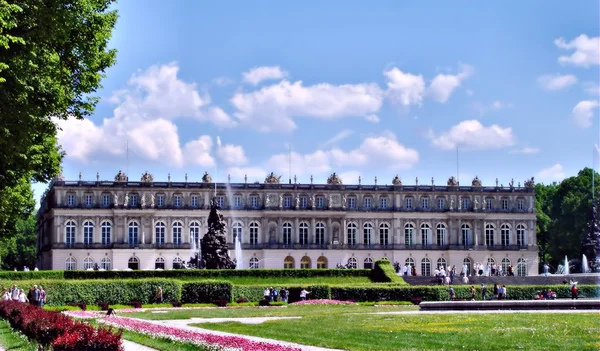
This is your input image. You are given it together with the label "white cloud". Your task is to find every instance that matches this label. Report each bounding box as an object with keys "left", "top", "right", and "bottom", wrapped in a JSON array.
[
  {"left": 583, "top": 82, "right": 600, "bottom": 96},
  {"left": 231, "top": 80, "right": 383, "bottom": 132},
  {"left": 365, "top": 114, "right": 380, "bottom": 123},
  {"left": 321, "top": 129, "right": 354, "bottom": 148},
  {"left": 242, "top": 66, "right": 288, "bottom": 85},
  {"left": 217, "top": 143, "right": 248, "bottom": 167},
  {"left": 429, "top": 120, "right": 516, "bottom": 150},
  {"left": 384, "top": 68, "right": 426, "bottom": 106},
  {"left": 510, "top": 147, "right": 540, "bottom": 154},
  {"left": 427, "top": 64, "right": 474, "bottom": 103},
  {"left": 538, "top": 74, "right": 578, "bottom": 91},
  {"left": 213, "top": 77, "right": 234, "bottom": 87},
  {"left": 571, "top": 100, "right": 599, "bottom": 128},
  {"left": 536, "top": 164, "right": 566, "bottom": 182},
  {"left": 555, "top": 34, "right": 600, "bottom": 68},
  {"left": 338, "top": 171, "right": 362, "bottom": 185},
  {"left": 182, "top": 136, "right": 215, "bottom": 167}
]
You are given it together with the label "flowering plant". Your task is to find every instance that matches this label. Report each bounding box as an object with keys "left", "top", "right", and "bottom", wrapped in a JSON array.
[{"left": 290, "top": 299, "right": 356, "bottom": 305}]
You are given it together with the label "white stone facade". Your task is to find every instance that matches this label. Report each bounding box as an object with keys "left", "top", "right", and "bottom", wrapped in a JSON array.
[{"left": 36, "top": 172, "right": 539, "bottom": 276}]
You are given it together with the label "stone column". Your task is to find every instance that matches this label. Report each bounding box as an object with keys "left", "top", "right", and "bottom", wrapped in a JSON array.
[
  {"left": 342, "top": 218, "right": 347, "bottom": 244},
  {"left": 55, "top": 216, "right": 62, "bottom": 244},
  {"left": 311, "top": 218, "right": 316, "bottom": 244},
  {"left": 95, "top": 216, "right": 101, "bottom": 244},
  {"left": 327, "top": 218, "right": 332, "bottom": 244},
  {"left": 294, "top": 217, "right": 299, "bottom": 244}
]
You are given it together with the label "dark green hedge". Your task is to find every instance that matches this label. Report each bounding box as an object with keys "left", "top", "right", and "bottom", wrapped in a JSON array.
[
  {"left": 232, "top": 285, "right": 331, "bottom": 302},
  {"left": 369, "top": 260, "right": 407, "bottom": 284},
  {"left": 0, "top": 271, "right": 64, "bottom": 280},
  {"left": 181, "top": 281, "right": 232, "bottom": 304}
]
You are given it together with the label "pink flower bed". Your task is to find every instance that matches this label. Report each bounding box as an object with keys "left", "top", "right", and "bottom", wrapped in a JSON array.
[
  {"left": 63, "top": 310, "right": 101, "bottom": 319},
  {"left": 102, "top": 316, "right": 301, "bottom": 351},
  {"left": 291, "top": 299, "right": 356, "bottom": 305}
]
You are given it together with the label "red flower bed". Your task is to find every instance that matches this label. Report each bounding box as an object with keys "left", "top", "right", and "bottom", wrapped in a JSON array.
[{"left": 0, "top": 301, "right": 122, "bottom": 350}]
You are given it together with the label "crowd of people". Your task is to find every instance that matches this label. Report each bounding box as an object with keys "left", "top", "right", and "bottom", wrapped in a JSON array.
[
  {"left": 262, "top": 287, "right": 311, "bottom": 302},
  {"left": 1, "top": 284, "right": 46, "bottom": 306}
]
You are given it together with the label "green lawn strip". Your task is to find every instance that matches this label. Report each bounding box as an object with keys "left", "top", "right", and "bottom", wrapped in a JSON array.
[
  {"left": 192, "top": 312, "right": 600, "bottom": 351},
  {"left": 0, "top": 319, "right": 38, "bottom": 351}
]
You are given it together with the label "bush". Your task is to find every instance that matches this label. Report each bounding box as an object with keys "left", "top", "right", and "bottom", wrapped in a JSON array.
[
  {"left": 97, "top": 302, "right": 109, "bottom": 311},
  {"left": 232, "top": 286, "right": 265, "bottom": 302},
  {"left": 258, "top": 299, "right": 270, "bottom": 306},
  {"left": 369, "top": 260, "right": 407, "bottom": 284},
  {"left": 171, "top": 301, "right": 182, "bottom": 308},
  {"left": 129, "top": 301, "right": 142, "bottom": 309},
  {"left": 67, "top": 303, "right": 87, "bottom": 311},
  {"left": 232, "top": 285, "right": 331, "bottom": 302},
  {"left": 235, "top": 297, "right": 249, "bottom": 303},
  {"left": 181, "top": 280, "right": 232, "bottom": 304},
  {"left": 214, "top": 299, "right": 228, "bottom": 307}
]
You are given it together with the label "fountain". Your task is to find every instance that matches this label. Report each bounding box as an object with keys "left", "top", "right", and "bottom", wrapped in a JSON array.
[
  {"left": 564, "top": 255, "right": 570, "bottom": 275},
  {"left": 235, "top": 235, "right": 244, "bottom": 269},
  {"left": 582, "top": 254, "right": 589, "bottom": 273}
]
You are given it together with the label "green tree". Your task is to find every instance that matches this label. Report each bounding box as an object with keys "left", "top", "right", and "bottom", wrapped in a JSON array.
[
  {"left": 0, "top": 214, "right": 37, "bottom": 270},
  {"left": 535, "top": 182, "right": 558, "bottom": 266}
]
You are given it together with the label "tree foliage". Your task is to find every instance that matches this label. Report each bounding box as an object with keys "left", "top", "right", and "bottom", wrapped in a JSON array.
[{"left": 0, "top": 214, "right": 37, "bottom": 270}]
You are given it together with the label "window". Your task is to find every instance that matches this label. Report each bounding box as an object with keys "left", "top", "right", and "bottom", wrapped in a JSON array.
[
  {"left": 284, "top": 256, "right": 295, "bottom": 269},
  {"left": 379, "top": 223, "right": 389, "bottom": 246},
  {"left": 103, "top": 194, "right": 110, "bottom": 207},
  {"left": 421, "top": 258, "right": 431, "bottom": 276},
  {"left": 85, "top": 194, "right": 93, "bottom": 207},
  {"left": 232, "top": 222, "right": 243, "bottom": 243},
  {"left": 380, "top": 198, "right": 387, "bottom": 209},
  {"left": 174, "top": 195, "right": 182, "bottom": 208},
  {"left": 486, "top": 198, "right": 493, "bottom": 210},
  {"left": 157, "top": 195, "right": 165, "bottom": 207},
  {"left": 234, "top": 196, "right": 242, "bottom": 208},
  {"left": 101, "top": 221, "right": 111, "bottom": 245},
  {"left": 190, "top": 222, "right": 200, "bottom": 249},
  {"left": 284, "top": 196, "right": 292, "bottom": 208},
  {"left": 216, "top": 196, "right": 224, "bottom": 208},
  {"left": 485, "top": 223, "right": 495, "bottom": 246},
  {"left": 436, "top": 223, "right": 446, "bottom": 246},
  {"left": 517, "top": 258, "right": 527, "bottom": 276},
  {"left": 83, "top": 257, "right": 95, "bottom": 270},
  {"left": 517, "top": 199, "right": 524, "bottom": 210},
  {"left": 348, "top": 197, "right": 356, "bottom": 209},
  {"left": 155, "top": 222, "right": 166, "bottom": 244},
  {"left": 299, "top": 222, "right": 309, "bottom": 245},
  {"left": 300, "top": 256, "right": 311, "bottom": 269},
  {"left": 363, "top": 223, "right": 373, "bottom": 245},
  {"left": 347, "top": 223, "right": 357, "bottom": 246},
  {"left": 67, "top": 194, "right": 75, "bottom": 207},
  {"left": 487, "top": 257, "right": 495, "bottom": 267},
  {"left": 461, "top": 223, "right": 471, "bottom": 247},
  {"left": 300, "top": 197, "right": 307, "bottom": 208},
  {"left": 347, "top": 257, "right": 357, "bottom": 269},
  {"left": 438, "top": 198, "right": 445, "bottom": 210},
  {"left": 364, "top": 257, "right": 374, "bottom": 269},
  {"left": 404, "top": 223, "right": 414, "bottom": 246},
  {"left": 128, "top": 256, "right": 139, "bottom": 270},
  {"left": 173, "top": 257, "right": 183, "bottom": 269},
  {"left": 249, "top": 222, "right": 259, "bottom": 245},
  {"left": 421, "top": 198, "right": 429, "bottom": 209},
  {"left": 282, "top": 222, "right": 292, "bottom": 246},
  {"left": 461, "top": 198, "right": 469, "bottom": 210},
  {"left": 463, "top": 258, "right": 472, "bottom": 276},
  {"left": 249, "top": 257, "right": 259, "bottom": 269},
  {"left": 517, "top": 224, "right": 526, "bottom": 247},
  {"left": 315, "top": 222, "right": 325, "bottom": 245},
  {"left": 128, "top": 222, "right": 139, "bottom": 246},
  {"left": 501, "top": 224, "right": 510, "bottom": 247},
  {"left": 437, "top": 258, "right": 447, "bottom": 271},
  {"left": 65, "top": 257, "right": 76, "bottom": 271},
  {"left": 502, "top": 199, "right": 508, "bottom": 210},
  {"left": 100, "top": 257, "right": 111, "bottom": 270},
  {"left": 364, "top": 198, "right": 372, "bottom": 209},
  {"left": 317, "top": 256, "right": 328, "bottom": 269},
  {"left": 317, "top": 197, "right": 324, "bottom": 208},
  {"left": 421, "top": 223, "right": 431, "bottom": 246},
  {"left": 405, "top": 198, "right": 413, "bottom": 209},
  {"left": 155, "top": 257, "right": 165, "bottom": 270},
  {"left": 65, "top": 220, "right": 76, "bottom": 246},
  {"left": 405, "top": 258, "right": 415, "bottom": 272},
  {"left": 83, "top": 221, "right": 94, "bottom": 245},
  {"left": 130, "top": 194, "right": 137, "bottom": 207},
  {"left": 173, "top": 222, "right": 182, "bottom": 245},
  {"left": 191, "top": 196, "right": 199, "bottom": 208},
  {"left": 501, "top": 258, "right": 511, "bottom": 274},
  {"left": 251, "top": 196, "right": 259, "bottom": 208}
]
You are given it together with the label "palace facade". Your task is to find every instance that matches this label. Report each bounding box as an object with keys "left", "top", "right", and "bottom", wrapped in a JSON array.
[{"left": 36, "top": 171, "right": 539, "bottom": 275}]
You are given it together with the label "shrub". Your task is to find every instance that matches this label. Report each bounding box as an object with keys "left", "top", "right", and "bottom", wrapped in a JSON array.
[
  {"left": 170, "top": 301, "right": 182, "bottom": 308},
  {"left": 258, "top": 299, "right": 270, "bottom": 306},
  {"left": 232, "top": 286, "right": 265, "bottom": 302},
  {"left": 232, "top": 285, "right": 331, "bottom": 302},
  {"left": 97, "top": 302, "right": 109, "bottom": 311},
  {"left": 181, "top": 280, "right": 232, "bottom": 304},
  {"left": 67, "top": 302, "right": 87, "bottom": 311},
  {"left": 235, "top": 297, "right": 249, "bottom": 303},
  {"left": 214, "top": 300, "right": 228, "bottom": 307},
  {"left": 369, "top": 259, "right": 407, "bottom": 284},
  {"left": 129, "top": 301, "right": 142, "bottom": 309}
]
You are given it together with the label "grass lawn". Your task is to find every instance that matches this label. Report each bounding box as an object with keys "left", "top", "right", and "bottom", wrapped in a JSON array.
[
  {"left": 0, "top": 320, "right": 37, "bottom": 351},
  {"left": 177, "top": 276, "right": 373, "bottom": 285}
]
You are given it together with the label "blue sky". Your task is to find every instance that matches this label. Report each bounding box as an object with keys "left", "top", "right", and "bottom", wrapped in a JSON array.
[{"left": 38, "top": 1, "right": 600, "bottom": 203}]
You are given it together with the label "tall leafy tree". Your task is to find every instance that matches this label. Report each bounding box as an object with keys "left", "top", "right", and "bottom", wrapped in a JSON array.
[{"left": 535, "top": 182, "right": 558, "bottom": 265}]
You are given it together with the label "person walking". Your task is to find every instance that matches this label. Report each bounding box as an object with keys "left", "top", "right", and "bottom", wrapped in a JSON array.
[{"left": 481, "top": 283, "right": 487, "bottom": 300}]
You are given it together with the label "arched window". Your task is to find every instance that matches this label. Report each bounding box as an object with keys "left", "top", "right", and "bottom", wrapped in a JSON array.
[
  {"left": 249, "top": 222, "right": 259, "bottom": 245},
  {"left": 128, "top": 222, "right": 139, "bottom": 246},
  {"left": 437, "top": 257, "right": 447, "bottom": 270},
  {"left": 436, "top": 223, "right": 447, "bottom": 246},
  {"left": 300, "top": 256, "right": 311, "bottom": 269},
  {"left": 282, "top": 222, "right": 292, "bottom": 246},
  {"left": 379, "top": 223, "right": 389, "bottom": 246},
  {"left": 461, "top": 223, "right": 471, "bottom": 247},
  {"left": 500, "top": 224, "right": 510, "bottom": 247},
  {"left": 284, "top": 256, "right": 295, "bottom": 269},
  {"left": 65, "top": 220, "right": 76, "bottom": 246},
  {"left": 315, "top": 222, "right": 325, "bottom": 246},
  {"left": 501, "top": 258, "right": 511, "bottom": 275},
  {"left": 100, "top": 257, "right": 111, "bottom": 270},
  {"left": 516, "top": 224, "right": 526, "bottom": 247},
  {"left": 363, "top": 223, "right": 373, "bottom": 246},
  {"left": 405, "top": 258, "right": 415, "bottom": 275},
  {"left": 463, "top": 257, "right": 472, "bottom": 276},
  {"left": 83, "top": 221, "right": 94, "bottom": 245},
  {"left": 487, "top": 257, "right": 495, "bottom": 267},
  {"left": 173, "top": 221, "right": 183, "bottom": 246},
  {"left": 249, "top": 257, "right": 259, "bottom": 269},
  {"left": 190, "top": 222, "right": 200, "bottom": 249},
  {"left": 421, "top": 223, "right": 431, "bottom": 246},
  {"left": 155, "top": 222, "right": 166, "bottom": 245},
  {"left": 347, "top": 223, "right": 357, "bottom": 246},
  {"left": 347, "top": 257, "right": 357, "bottom": 269},
  {"left": 101, "top": 221, "right": 112, "bottom": 245},
  {"left": 232, "top": 221, "right": 243, "bottom": 243},
  {"left": 299, "top": 222, "right": 309, "bottom": 245},
  {"left": 155, "top": 257, "right": 165, "bottom": 270},
  {"left": 364, "top": 257, "right": 374, "bottom": 269},
  {"left": 421, "top": 258, "right": 431, "bottom": 276},
  {"left": 404, "top": 223, "right": 414, "bottom": 246},
  {"left": 65, "top": 257, "right": 76, "bottom": 270},
  {"left": 173, "top": 257, "right": 183, "bottom": 269},
  {"left": 317, "top": 256, "right": 328, "bottom": 269},
  {"left": 485, "top": 223, "right": 495, "bottom": 247},
  {"left": 517, "top": 258, "right": 527, "bottom": 276},
  {"left": 83, "top": 257, "right": 95, "bottom": 270},
  {"left": 128, "top": 256, "right": 139, "bottom": 270}
]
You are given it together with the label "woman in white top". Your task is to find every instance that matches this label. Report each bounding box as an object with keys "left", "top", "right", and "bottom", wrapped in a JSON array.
[
  {"left": 1, "top": 288, "right": 10, "bottom": 301},
  {"left": 18, "top": 289, "right": 28, "bottom": 303}
]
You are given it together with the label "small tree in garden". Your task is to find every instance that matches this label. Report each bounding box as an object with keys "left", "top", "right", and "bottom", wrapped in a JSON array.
[
  {"left": 581, "top": 191, "right": 600, "bottom": 273},
  {"left": 200, "top": 197, "right": 235, "bottom": 269}
]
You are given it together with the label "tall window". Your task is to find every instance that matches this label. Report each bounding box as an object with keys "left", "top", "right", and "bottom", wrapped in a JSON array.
[
  {"left": 249, "top": 222, "right": 259, "bottom": 245},
  {"left": 284, "top": 256, "right": 294, "bottom": 269},
  {"left": 436, "top": 223, "right": 446, "bottom": 246},
  {"left": 461, "top": 224, "right": 471, "bottom": 247},
  {"left": 461, "top": 198, "right": 469, "bottom": 210},
  {"left": 437, "top": 257, "right": 447, "bottom": 270},
  {"left": 85, "top": 194, "right": 93, "bottom": 207},
  {"left": 421, "top": 198, "right": 429, "bottom": 209},
  {"left": 216, "top": 196, "right": 224, "bottom": 208},
  {"left": 300, "top": 197, "right": 307, "bottom": 208},
  {"left": 500, "top": 224, "right": 510, "bottom": 247},
  {"left": 232, "top": 222, "right": 243, "bottom": 243},
  {"left": 300, "top": 256, "right": 311, "bottom": 269},
  {"left": 486, "top": 198, "right": 493, "bottom": 210},
  {"left": 128, "top": 256, "right": 139, "bottom": 270},
  {"left": 174, "top": 195, "right": 182, "bottom": 207},
  {"left": 67, "top": 194, "right": 75, "bottom": 207},
  {"left": 234, "top": 196, "right": 242, "bottom": 208},
  {"left": 405, "top": 257, "right": 415, "bottom": 270},
  {"left": 363, "top": 223, "right": 373, "bottom": 246},
  {"left": 404, "top": 223, "right": 414, "bottom": 246},
  {"left": 284, "top": 196, "right": 291, "bottom": 208},
  {"left": 100, "top": 257, "right": 111, "bottom": 270},
  {"left": 101, "top": 221, "right": 112, "bottom": 245},
  {"left": 502, "top": 258, "right": 511, "bottom": 274},
  {"left": 347, "top": 257, "right": 357, "bottom": 269},
  {"left": 83, "top": 257, "right": 95, "bottom": 270},
  {"left": 317, "top": 197, "right": 324, "bottom": 208},
  {"left": 282, "top": 222, "right": 292, "bottom": 246},
  {"left": 130, "top": 194, "right": 137, "bottom": 207},
  {"left": 463, "top": 258, "right": 472, "bottom": 276},
  {"left": 347, "top": 223, "right": 357, "bottom": 246},
  {"left": 65, "top": 220, "right": 76, "bottom": 246},
  {"left": 317, "top": 256, "right": 327, "bottom": 269},
  {"left": 155, "top": 222, "right": 166, "bottom": 245},
  {"left": 191, "top": 196, "right": 199, "bottom": 208},
  {"left": 502, "top": 199, "right": 508, "bottom": 210},
  {"left": 251, "top": 196, "right": 259, "bottom": 208},
  {"left": 421, "top": 258, "right": 431, "bottom": 276},
  {"left": 517, "top": 258, "right": 527, "bottom": 276},
  {"left": 517, "top": 224, "right": 526, "bottom": 247},
  {"left": 249, "top": 257, "right": 259, "bottom": 269},
  {"left": 517, "top": 199, "right": 524, "bottom": 210},
  {"left": 155, "top": 257, "right": 165, "bottom": 270},
  {"left": 83, "top": 221, "right": 94, "bottom": 245},
  {"left": 438, "top": 198, "right": 445, "bottom": 210},
  {"left": 405, "top": 198, "right": 413, "bottom": 209},
  {"left": 157, "top": 194, "right": 165, "bottom": 207},
  {"left": 485, "top": 223, "right": 495, "bottom": 247},
  {"left": 65, "top": 257, "right": 76, "bottom": 270},
  {"left": 103, "top": 194, "right": 110, "bottom": 207},
  {"left": 173, "top": 257, "right": 183, "bottom": 269},
  {"left": 380, "top": 198, "right": 387, "bottom": 209},
  {"left": 379, "top": 223, "right": 389, "bottom": 246},
  {"left": 364, "top": 198, "right": 372, "bottom": 209},
  {"left": 299, "top": 222, "right": 309, "bottom": 245},
  {"left": 348, "top": 197, "right": 356, "bottom": 209},
  {"left": 315, "top": 222, "right": 325, "bottom": 245},
  {"left": 190, "top": 222, "right": 200, "bottom": 249},
  {"left": 128, "top": 222, "right": 139, "bottom": 246},
  {"left": 364, "top": 257, "right": 374, "bottom": 269},
  {"left": 421, "top": 223, "right": 431, "bottom": 246},
  {"left": 173, "top": 222, "right": 182, "bottom": 245}
]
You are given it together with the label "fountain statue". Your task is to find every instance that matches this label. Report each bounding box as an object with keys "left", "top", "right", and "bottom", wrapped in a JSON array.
[
  {"left": 564, "top": 255, "right": 570, "bottom": 275},
  {"left": 200, "top": 197, "right": 236, "bottom": 269}
]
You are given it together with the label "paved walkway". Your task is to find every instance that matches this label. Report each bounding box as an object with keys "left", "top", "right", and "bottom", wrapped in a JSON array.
[
  {"left": 122, "top": 339, "right": 159, "bottom": 351},
  {"left": 371, "top": 309, "right": 599, "bottom": 315}
]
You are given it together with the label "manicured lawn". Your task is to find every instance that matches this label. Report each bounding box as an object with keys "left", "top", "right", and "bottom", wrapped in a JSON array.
[{"left": 0, "top": 319, "right": 37, "bottom": 351}]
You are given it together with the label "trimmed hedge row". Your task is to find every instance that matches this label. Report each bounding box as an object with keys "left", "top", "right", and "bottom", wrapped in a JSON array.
[
  {"left": 232, "top": 285, "right": 331, "bottom": 303},
  {"left": 181, "top": 280, "right": 232, "bottom": 304},
  {"left": 369, "top": 259, "right": 407, "bottom": 284}
]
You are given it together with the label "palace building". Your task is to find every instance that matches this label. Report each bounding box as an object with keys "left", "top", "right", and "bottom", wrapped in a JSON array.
[{"left": 36, "top": 170, "right": 539, "bottom": 275}]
